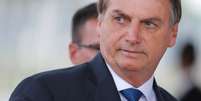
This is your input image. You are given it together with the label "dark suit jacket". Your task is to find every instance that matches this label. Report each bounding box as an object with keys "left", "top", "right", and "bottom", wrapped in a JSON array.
[
  {"left": 180, "top": 86, "right": 201, "bottom": 101},
  {"left": 9, "top": 53, "right": 177, "bottom": 101}
]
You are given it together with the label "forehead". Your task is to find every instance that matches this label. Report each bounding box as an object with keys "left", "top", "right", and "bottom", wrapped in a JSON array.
[{"left": 106, "top": 0, "right": 171, "bottom": 19}]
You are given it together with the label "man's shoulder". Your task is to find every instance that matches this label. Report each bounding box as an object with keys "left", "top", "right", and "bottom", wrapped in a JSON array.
[
  {"left": 23, "top": 63, "right": 91, "bottom": 87},
  {"left": 9, "top": 63, "right": 93, "bottom": 101},
  {"left": 156, "top": 86, "right": 178, "bottom": 101}
]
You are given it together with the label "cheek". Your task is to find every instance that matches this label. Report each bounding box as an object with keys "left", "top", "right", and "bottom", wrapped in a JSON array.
[
  {"left": 99, "top": 20, "right": 126, "bottom": 56},
  {"left": 144, "top": 33, "right": 169, "bottom": 59},
  {"left": 100, "top": 30, "right": 122, "bottom": 51},
  {"left": 100, "top": 32, "right": 113, "bottom": 54}
]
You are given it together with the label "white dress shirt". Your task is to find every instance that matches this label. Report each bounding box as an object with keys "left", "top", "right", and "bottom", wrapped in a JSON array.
[{"left": 106, "top": 64, "right": 157, "bottom": 101}]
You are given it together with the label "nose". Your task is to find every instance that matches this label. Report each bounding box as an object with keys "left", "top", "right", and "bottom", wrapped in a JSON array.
[{"left": 126, "top": 21, "right": 141, "bottom": 44}]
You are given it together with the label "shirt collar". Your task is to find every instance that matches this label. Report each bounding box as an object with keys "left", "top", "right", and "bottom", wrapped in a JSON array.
[{"left": 106, "top": 63, "right": 155, "bottom": 100}]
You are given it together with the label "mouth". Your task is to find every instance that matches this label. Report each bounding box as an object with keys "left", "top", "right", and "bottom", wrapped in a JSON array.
[
  {"left": 123, "top": 49, "right": 143, "bottom": 53},
  {"left": 120, "top": 49, "right": 146, "bottom": 57}
]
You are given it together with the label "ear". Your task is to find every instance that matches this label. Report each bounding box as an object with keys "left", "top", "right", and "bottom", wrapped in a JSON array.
[
  {"left": 69, "top": 42, "right": 79, "bottom": 64},
  {"left": 168, "top": 23, "right": 178, "bottom": 47}
]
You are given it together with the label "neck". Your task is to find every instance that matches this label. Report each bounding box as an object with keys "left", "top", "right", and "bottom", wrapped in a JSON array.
[
  {"left": 109, "top": 62, "right": 154, "bottom": 87},
  {"left": 122, "top": 69, "right": 153, "bottom": 87}
]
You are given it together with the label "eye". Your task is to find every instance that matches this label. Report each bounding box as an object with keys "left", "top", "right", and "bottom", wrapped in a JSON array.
[
  {"left": 114, "top": 16, "right": 125, "bottom": 24},
  {"left": 143, "top": 20, "right": 158, "bottom": 29}
]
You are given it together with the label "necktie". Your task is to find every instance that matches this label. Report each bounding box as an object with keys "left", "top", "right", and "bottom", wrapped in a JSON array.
[{"left": 120, "top": 88, "right": 143, "bottom": 101}]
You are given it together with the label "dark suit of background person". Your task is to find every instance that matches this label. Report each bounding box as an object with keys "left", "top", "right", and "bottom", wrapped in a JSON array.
[
  {"left": 10, "top": 53, "right": 177, "bottom": 101},
  {"left": 179, "top": 42, "right": 201, "bottom": 101},
  {"left": 9, "top": 0, "right": 182, "bottom": 100}
]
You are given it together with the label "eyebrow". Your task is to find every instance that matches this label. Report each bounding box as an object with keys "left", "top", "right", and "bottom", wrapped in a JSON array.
[
  {"left": 141, "top": 17, "right": 163, "bottom": 25},
  {"left": 141, "top": 17, "right": 163, "bottom": 26},
  {"left": 111, "top": 9, "right": 131, "bottom": 20},
  {"left": 112, "top": 9, "right": 124, "bottom": 14},
  {"left": 110, "top": 9, "right": 163, "bottom": 26},
  {"left": 113, "top": 10, "right": 161, "bottom": 21}
]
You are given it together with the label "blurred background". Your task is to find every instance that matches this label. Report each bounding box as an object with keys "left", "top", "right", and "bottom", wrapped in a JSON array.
[{"left": 0, "top": 0, "right": 201, "bottom": 100}]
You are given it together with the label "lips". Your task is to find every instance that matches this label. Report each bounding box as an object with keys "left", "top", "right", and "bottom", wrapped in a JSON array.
[
  {"left": 120, "top": 48, "right": 146, "bottom": 57},
  {"left": 122, "top": 49, "right": 144, "bottom": 54}
]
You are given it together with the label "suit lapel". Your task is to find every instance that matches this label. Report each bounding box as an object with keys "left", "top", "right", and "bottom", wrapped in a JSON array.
[
  {"left": 88, "top": 52, "right": 121, "bottom": 101},
  {"left": 94, "top": 75, "right": 121, "bottom": 101},
  {"left": 153, "top": 80, "right": 166, "bottom": 101}
]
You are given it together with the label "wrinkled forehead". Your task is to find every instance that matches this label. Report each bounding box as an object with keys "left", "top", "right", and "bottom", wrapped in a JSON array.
[
  {"left": 110, "top": 0, "right": 170, "bottom": 11},
  {"left": 104, "top": 0, "right": 172, "bottom": 20},
  {"left": 103, "top": 0, "right": 172, "bottom": 14}
]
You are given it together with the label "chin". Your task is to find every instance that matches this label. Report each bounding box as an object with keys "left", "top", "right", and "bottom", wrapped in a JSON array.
[{"left": 118, "top": 62, "right": 144, "bottom": 71}]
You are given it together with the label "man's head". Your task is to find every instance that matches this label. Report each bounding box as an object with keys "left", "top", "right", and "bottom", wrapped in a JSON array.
[
  {"left": 69, "top": 3, "right": 99, "bottom": 64},
  {"left": 97, "top": 0, "right": 182, "bottom": 86}
]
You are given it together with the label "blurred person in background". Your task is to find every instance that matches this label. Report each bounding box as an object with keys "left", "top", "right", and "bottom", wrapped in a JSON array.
[
  {"left": 69, "top": 3, "right": 100, "bottom": 64},
  {"left": 9, "top": 0, "right": 182, "bottom": 101},
  {"left": 179, "top": 42, "right": 201, "bottom": 101}
]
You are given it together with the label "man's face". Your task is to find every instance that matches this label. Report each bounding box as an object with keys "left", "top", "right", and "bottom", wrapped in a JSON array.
[
  {"left": 98, "top": 0, "right": 178, "bottom": 75},
  {"left": 70, "top": 18, "right": 99, "bottom": 64}
]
